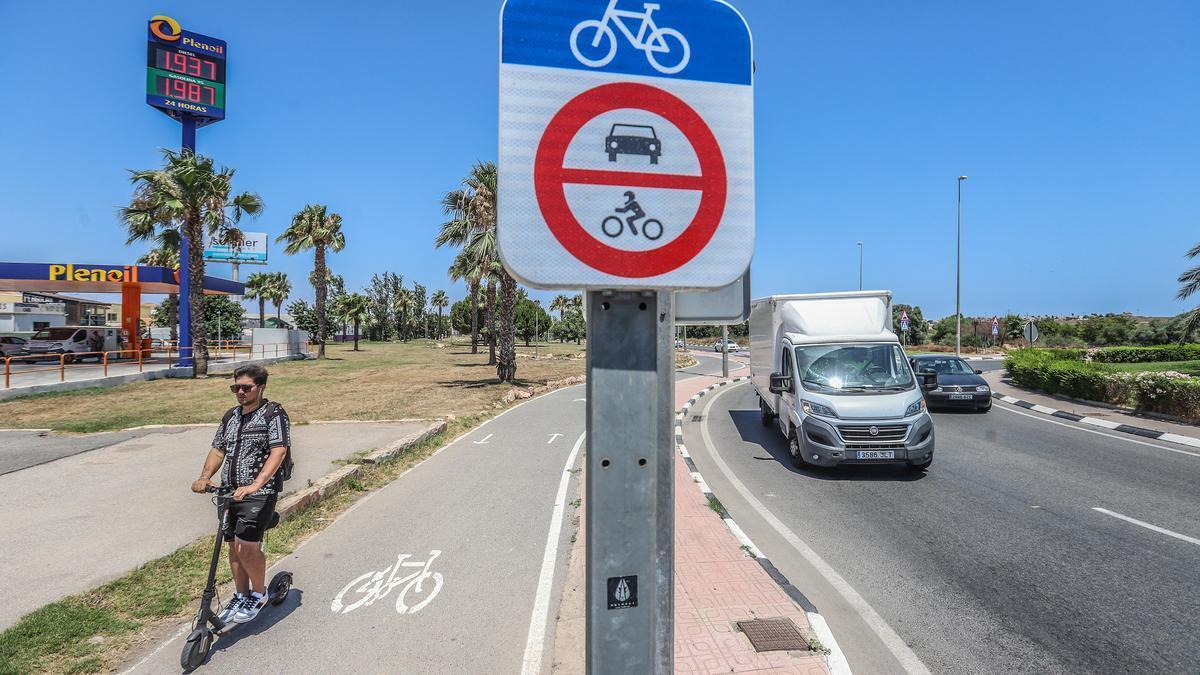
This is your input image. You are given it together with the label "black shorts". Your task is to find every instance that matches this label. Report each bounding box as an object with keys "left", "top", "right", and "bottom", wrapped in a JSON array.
[{"left": 218, "top": 495, "right": 278, "bottom": 543}]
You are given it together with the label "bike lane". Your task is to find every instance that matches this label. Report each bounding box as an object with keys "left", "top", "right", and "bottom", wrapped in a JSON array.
[{"left": 125, "top": 384, "right": 587, "bottom": 674}]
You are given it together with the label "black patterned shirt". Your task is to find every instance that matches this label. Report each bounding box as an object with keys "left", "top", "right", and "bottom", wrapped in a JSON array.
[{"left": 211, "top": 400, "right": 291, "bottom": 497}]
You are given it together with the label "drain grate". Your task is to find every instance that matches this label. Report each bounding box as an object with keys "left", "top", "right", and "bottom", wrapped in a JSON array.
[
  {"left": 691, "top": 415, "right": 703, "bottom": 422},
  {"left": 736, "top": 618, "right": 809, "bottom": 652}
]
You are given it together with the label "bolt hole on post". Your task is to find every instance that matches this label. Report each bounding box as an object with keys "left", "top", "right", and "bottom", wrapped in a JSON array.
[{"left": 570, "top": 0, "right": 691, "bottom": 74}]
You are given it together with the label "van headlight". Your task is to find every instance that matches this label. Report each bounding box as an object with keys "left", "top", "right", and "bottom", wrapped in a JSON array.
[
  {"left": 975, "top": 385, "right": 990, "bottom": 393},
  {"left": 905, "top": 399, "right": 926, "bottom": 417},
  {"left": 801, "top": 399, "right": 838, "bottom": 418}
]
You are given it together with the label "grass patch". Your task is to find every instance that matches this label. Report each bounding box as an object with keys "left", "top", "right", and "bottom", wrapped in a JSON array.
[
  {"left": 706, "top": 494, "right": 727, "bottom": 517},
  {"left": 0, "top": 406, "right": 545, "bottom": 673},
  {"left": 740, "top": 544, "right": 755, "bottom": 558},
  {"left": 1, "top": 340, "right": 585, "bottom": 432},
  {"left": 674, "top": 351, "right": 698, "bottom": 369}
]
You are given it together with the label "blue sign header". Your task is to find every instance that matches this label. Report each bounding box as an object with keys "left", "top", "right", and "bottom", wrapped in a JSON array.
[{"left": 501, "top": 0, "right": 752, "bottom": 86}]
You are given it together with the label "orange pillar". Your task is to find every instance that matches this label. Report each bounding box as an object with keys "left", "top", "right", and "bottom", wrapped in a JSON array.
[{"left": 121, "top": 283, "right": 141, "bottom": 347}]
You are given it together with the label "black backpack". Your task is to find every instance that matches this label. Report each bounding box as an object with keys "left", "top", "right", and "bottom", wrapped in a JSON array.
[{"left": 264, "top": 401, "right": 294, "bottom": 486}]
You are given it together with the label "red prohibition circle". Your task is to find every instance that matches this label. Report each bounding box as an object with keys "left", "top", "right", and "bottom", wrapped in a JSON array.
[{"left": 534, "top": 82, "right": 727, "bottom": 278}]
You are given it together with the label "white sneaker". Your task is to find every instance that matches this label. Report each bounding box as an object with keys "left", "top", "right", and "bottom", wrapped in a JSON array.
[
  {"left": 217, "top": 594, "right": 244, "bottom": 623},
  {"left": 232, "top": 593, "right": 265, "bottom": 623}
]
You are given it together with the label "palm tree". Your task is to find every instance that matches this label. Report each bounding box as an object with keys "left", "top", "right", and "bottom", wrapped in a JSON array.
[
  {"left": 135, "top": 240, "right": 180, "bottom": 342},
  {"left": 277, "top": 204, "right": 345, "bottom": 358},
  {"left": 551, "top": 294, "right": 571, "bottom": 321},
  {"left": 395, "top": 288, "right": 415, "bottom": 341},
  {"left": 122, "top": 150, "right": 263, "bottom": 375},
  {"left": 448, "top": 250, "right": 483, "bottom": 353},
  {"left": 435, "top": 161, "right": 517, "bottom": 380},
  {"left": 1177, "top": 243, "right": 1200, "bottom": 338},
  {"left": 430, "top": 290, "right": 449, "bottom": 339},
  {"left": 266, "top": 272, "right": 291, "bottom": 327},
  {"left": 340, "top": 293, "right": 372, "bottom": 351},
  {"left": 243, "top": 272, "right": 272, "bottom": 328}
]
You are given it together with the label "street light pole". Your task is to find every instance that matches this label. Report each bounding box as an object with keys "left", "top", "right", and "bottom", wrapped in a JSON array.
[
  {"left": 857, "top": 241, "right": 864, "bottom": 290},
  {"left": 956, "top": 175, "right": 968, "bottom": 358}
]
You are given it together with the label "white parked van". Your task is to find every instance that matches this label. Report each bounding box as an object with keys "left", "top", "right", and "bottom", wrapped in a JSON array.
[
  {"left": 23, "top": 326, "right": 127, "bottom": 364},
  {"left": 750, "top": 291, "right": 936, "bottom": 471}
]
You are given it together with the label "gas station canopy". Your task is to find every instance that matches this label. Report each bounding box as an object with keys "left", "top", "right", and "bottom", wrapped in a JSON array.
[
  {"left": 0, "top": 262, "right": 243, "bottom": 295},
  {"left": 0, "top": 261, "right": 245, "bottom": 338}
]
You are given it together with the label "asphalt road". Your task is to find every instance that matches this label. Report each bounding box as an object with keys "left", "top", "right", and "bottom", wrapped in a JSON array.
[
  {"left": 682, "top": 380, "right": 1200, "bottom": 673},
  {"left": 124, "top": 351, "right": 735, "bottom": 673}
]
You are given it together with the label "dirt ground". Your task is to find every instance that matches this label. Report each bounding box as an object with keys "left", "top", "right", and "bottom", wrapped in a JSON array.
[{"left": 1, "top": 340, "right": 586, "bottom": 432}]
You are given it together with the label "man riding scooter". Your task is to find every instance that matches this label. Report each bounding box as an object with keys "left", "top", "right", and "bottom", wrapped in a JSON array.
[{"left": 190, "top": 364, "right": 292, "bottom": 625}]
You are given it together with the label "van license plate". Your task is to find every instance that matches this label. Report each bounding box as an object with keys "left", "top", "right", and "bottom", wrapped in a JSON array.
[
  {"left": 857, "top": 450, "right": 895, "bottom": 460},
  {"left": 949, "top": 394, "right": 973, "bottom": 400}
]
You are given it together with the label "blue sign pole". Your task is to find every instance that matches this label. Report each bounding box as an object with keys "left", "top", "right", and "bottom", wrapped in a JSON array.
[{"left": 177, "top": 115, "right": 197, "bottom": 368}]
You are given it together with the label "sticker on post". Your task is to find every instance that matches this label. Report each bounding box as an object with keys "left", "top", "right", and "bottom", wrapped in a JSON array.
[{"left": 607, "top": 575, "right": 638, "bottom": 610}]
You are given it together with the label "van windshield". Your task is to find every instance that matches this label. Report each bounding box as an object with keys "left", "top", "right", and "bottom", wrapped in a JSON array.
[
  {"left": 33, "top": 328, "right": 81, "bottom": 341},
  {"left": 794, "top": 343, "right": 914, "bottom": 393}
]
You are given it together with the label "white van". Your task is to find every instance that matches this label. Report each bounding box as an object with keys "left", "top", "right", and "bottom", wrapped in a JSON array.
[
  {"left": 750, "top": 291, "right": 937, "bottom": 471},
  {"left": 23, "top": 326, "right": 127, "bottom": 364}
]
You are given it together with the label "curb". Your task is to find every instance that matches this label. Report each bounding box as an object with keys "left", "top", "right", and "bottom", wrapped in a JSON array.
[
  {"left": 361, "top": 420, "right": 448, "bottom": 464},
  {"left": 991, "top": 392, "right": 1200, "bottom": 450},
  {"left": 676, "top": 376, "right": 850, "bottom": 674},
  {"left": 276, "top": 419, "right": 447, "bottom": 520}
]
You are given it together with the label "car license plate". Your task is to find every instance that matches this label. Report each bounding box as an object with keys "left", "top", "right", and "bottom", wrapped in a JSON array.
[
  {"left": 949, "top": 394, "right": 973, "bottom": 400},
  {"left": 857, "top": 450, "right": 895, "bottom": 460}
]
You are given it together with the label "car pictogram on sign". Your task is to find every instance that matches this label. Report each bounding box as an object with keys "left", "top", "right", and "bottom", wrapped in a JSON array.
[{"left": 606, "top": 124, "right": 662, "bottom": 164}]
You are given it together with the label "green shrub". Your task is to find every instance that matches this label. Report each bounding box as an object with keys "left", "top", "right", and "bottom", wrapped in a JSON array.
[
  {"left": 1087, "top": 344, "right": 1200, "bottom": 363},
  {"left": 1005, "top": 349, "right": 1200, "bottom": 420}
]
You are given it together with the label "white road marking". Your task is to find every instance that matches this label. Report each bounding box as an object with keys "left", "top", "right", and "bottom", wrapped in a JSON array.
[
  {"left": 991, "top": 403, "right": 1200, "bottom": 459},
  {"left": 521, "top": 431, "right": 586, "bottom": 675},
  {"left": 472, "top": 433, "right": 493, "bottom": 445},
  {"left": 330, "top": 551, "right": 444, "bottom": 615},
  {"left": 698, "top": 382, "right": 929, "bottom": 674},
  {"left": 1092, "top": 508, "right": 1200, "bottom": 546},
  {"left": 573, "top": 398, "right": 586, "bottom": 402},
  {"left": 547, "top": 433, "right": 563, "bottom": 444}
]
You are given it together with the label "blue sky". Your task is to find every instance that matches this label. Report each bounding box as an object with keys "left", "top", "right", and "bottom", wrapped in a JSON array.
[{"left": 1, "top": 0, "right": 1196, "bottom": 318}]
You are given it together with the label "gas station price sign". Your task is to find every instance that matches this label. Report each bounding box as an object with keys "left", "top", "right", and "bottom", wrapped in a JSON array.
[{"left": 145, "top": 15, "right": 226, "bottom": 124}]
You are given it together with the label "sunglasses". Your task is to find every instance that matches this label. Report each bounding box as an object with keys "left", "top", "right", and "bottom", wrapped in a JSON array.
[{"left": 229, "top": 383, "right": 258, "bottom": 393}]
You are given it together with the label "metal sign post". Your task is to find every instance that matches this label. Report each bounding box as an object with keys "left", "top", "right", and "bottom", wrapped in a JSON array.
[
  {"left": 498, "top": 2, "right": 752, "bottom": 671},
  {"left": 586, "top": 290, "right": 674, "bottom": 672},
  {"left": 721, "top": 325, "right": 729, "bottom": 378}
]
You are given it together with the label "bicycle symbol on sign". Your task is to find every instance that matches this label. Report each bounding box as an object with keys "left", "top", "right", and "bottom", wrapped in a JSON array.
[
  {"left": 570, "top": 1, "right": 691, "bottom": 75},
  {"left": 330, "top": 550, "right": 444, "bottom": 615}
]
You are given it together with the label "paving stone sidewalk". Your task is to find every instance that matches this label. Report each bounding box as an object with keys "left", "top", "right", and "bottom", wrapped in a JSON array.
[{"left": 672, "top": 360, "right": 830, "bottom": 674}]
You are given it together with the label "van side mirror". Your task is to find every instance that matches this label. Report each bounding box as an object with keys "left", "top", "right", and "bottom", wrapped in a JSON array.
[
  {"left": 769, "top": 372, "right": 791, "bottom": 394},
  {"left": 919, "top": 372, "right": 938, "bottom": 391}
]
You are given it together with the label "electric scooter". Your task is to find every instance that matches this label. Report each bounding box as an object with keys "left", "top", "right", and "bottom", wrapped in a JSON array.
[{"left": 181, "top": 485, "right": 293, "bottom": 672}]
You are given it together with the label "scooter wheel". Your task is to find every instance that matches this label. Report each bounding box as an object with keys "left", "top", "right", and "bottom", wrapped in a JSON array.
[
  {"left": 268, "top": 571, "right": 292, "bottom": 606},
  {"left": 180, "top": 629, "right": 212, "bottom": 671}
]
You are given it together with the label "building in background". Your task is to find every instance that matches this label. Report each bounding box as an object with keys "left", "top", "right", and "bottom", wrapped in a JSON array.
[{"left": 0, "top": 291, "right": 111, "bottom": 334}]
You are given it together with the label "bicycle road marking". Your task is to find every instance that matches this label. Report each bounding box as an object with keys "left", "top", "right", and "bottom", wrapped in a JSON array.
[
  {"left": 473, "top": 433, "right": 493, "bottom": 445},
  {"left": 330, "top": 550, "right": 444, "bottom": 616},
  {"left": 547, "top": 433, "right": 564, "bottom": 444}
]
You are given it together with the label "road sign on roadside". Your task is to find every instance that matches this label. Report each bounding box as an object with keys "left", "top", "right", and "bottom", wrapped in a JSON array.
[
  {"left": 900, "top": 309, "right": 909, "bottom": 333},
  {"left": 674, "top": 269, "right": 750, "bottom": 325},
  {"left": 992, "top": 317, "right": 1000, "bottom": 336},
  {"left": 498, "top": 0, "right": 754, "bottom": 290},
  {"left": 1024, "top": 321, "right": 1039, "bottom": 345}
]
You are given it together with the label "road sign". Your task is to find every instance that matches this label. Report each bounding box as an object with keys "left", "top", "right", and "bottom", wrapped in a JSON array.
[
  {"left": 204, "top": 232, "right": 268, "bottom": 264},
  {"left": 992, "top": 317, "right": 1000, "bottom": 336},
  {"left": 900, "top": 309, "right": 909, "bottom": 332},
  {"left": 674, "top": 269, "right": 750, "bottom": 325},
  {"left": 1024, "top": 321, "right": 1039, "bottom": 345},
  {"left": 498, "top": 0, "right": 754, "bottom": 290},
  {"left": 145, "top": 16, "right": 226, "bottom": 125}
]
